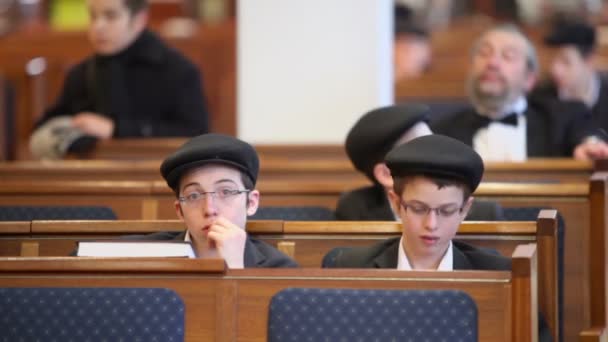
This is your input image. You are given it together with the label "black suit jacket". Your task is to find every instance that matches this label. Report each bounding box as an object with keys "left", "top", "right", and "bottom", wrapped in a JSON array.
[
  {"left": 531, "top": 75, "right": 608, "bottom": 138},
  {"left": 121, "top": 230, "right": 298, "bottom": 268},
  {"left": 431, "top": 98, "right": 594, "bottom": 157},
  {"left": 593, "top": 76, "right": 608, "bottom": 136},
  {"left": 335, "top": 185, "right": 504, "bottom": 221}
]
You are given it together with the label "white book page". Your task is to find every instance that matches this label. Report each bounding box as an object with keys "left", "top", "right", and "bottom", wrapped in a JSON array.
[{"left": 77, "top": 241, "right": 196, "bottom": 258}]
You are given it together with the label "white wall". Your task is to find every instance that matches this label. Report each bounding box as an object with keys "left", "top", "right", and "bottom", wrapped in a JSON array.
[{"left": 237, "top": 0, "right": 393, "bottom": 143}]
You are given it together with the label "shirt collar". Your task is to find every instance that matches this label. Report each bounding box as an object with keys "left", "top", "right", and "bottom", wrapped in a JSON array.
[
  {"left": 590, "top": 73, "right": 601, "bottom": 107},
  {"left": 475, "top": 96, "right": 527, "bottom": 120},
  {"left": 397, "top": 236, "right": 453, "bottom": 271}
]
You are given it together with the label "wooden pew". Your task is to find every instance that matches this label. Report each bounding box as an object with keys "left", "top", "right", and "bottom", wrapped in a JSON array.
[
  {"left": 3, "top": 214, "right": 559, "bottom": 341},
  {"left": 0, "top": 246, "right": 537, "bottom": 342},
  {"left": 253, "top": 212, "right": 558, "bottom": 342},
  {"left": 0, "top": 176, "right": 602, "bottom": 341},
  {"left": 11, "top": 220, "right": 281, "bottom": 257},
  {"left": 581, "top": 172, "right": 608, "bottom": 341},
  {"left": 0, "top": 157, "right": 598, "bottom": 183},
  {"left": 0, "top": 180, "right": 156, "bottom": 219},
  {"left": 0, "top": 221, "right": 31, "bottom": 257}
]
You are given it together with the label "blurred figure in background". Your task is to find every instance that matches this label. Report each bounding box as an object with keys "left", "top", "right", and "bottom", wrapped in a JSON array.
[
  {"left": 532, "top": 17, "right": 608, "bottom": 135},
  {"left": 431, "top": 23, "right": 608, "bottom": 161},
  {"left": 393, "top": 4, "right": 431, "bottom": 81},
  {"left": 30, "top": 0, "right": 209, "bottom": 159}
]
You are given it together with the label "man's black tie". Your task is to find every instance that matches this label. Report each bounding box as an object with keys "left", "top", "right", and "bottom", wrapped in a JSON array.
[{"left": 476, "top": 113, "right": 519, "bottom": 129}]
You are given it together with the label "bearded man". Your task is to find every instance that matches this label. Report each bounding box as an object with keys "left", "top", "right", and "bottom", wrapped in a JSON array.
[{"left": 431, "top": 24, "right": 608, "bottom": 161}]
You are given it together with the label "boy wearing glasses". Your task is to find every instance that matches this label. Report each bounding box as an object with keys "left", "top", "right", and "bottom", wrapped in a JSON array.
[
  {"left": 336, "top": 104, "right": 503, "bottom": 222},
  {"left": 328, "top": 134, "right": 509, "bottom": 270},
  {"left": 153, "top": 133, "right": 297, "bottom": 268}
]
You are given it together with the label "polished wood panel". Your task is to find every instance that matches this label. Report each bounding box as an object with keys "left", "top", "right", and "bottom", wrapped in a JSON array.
[
  {"left": 0, "top": 255, "right": 535, "bottom": 342},
  {"left": 2, "top": 213, "right": 558, "bottom": 341},
  {"left": 581, "top": 173, "right": 608, "bottom": 341}
]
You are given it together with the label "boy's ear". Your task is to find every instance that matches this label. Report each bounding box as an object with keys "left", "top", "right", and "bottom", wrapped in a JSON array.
[
  {"left": 174, "top": 200, "right": 184, "bottom": 220},
  {"left": 373, "top": 163, "right": 393, "bottom": 189},
  {"left": 246, "top": 190, "right": 260, "bottom": 216}
]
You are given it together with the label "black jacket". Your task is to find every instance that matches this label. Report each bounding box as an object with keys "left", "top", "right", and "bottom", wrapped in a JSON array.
[
  {"left": 531, "top": 75, "right": 608, "bottom": 138},
  {"left": 335, "top": 185, "right": 504, "bottom": 221},
  {"left": 134, "top": 230, "right": 298, "bottom": 268},
  {"left": 38, "top": 29, "right": 209, "bottom": 137},
  {"left": 430, "top": 97, "right": 595, "bottom": 157}
]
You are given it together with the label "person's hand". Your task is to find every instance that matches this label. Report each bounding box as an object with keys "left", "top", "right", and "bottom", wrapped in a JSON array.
[
  {"left": 207, "top": 216, "right": 247, "bottom": 269},
  {"left": 573, "top": 138, "right": 608, "bottom": 160},
  {"left": 72, "top": 112, "right": 115, "bottom": 139}
]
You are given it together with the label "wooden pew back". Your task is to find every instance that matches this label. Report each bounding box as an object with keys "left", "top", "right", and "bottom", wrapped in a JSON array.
[
  {"left": 1, "top": 213, "right": 558, "bottom": 341},
  {"left": 0, "top": 251, "right": 536, "bottom": 342},
  {"left": 581, "top": 173, "right": 608, "bottom": 341},
  {"left": 0, "top": 176, "right": 601, "bottom": 341}
]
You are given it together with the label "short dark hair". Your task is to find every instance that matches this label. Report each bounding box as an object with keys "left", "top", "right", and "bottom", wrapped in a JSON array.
[
  {"left": 123, "top": 0, "right": 148, "bottom": 15},
  {"left": 172, "top": 169, "right": 254, "bottom": 198},
  {"left": 393, "top": 174, "right": 472, "bottom": 203}
]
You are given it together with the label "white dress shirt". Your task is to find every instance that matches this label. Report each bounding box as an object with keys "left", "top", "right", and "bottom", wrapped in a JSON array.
[
  {"left": 397, "top": 236, "right": 453, "bottom": 271},
  {"left": 473, "top": 96, "right": 528, "bottom": 162}
]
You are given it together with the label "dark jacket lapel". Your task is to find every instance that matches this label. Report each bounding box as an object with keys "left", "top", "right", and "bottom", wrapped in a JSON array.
[
  {"left": 452, "top": 243, "right": 474, "bottom": 270},
  {"left": 372, "top": 238, "right": 400, "bottom": 268},
  {"left": 243, "top": 237, "right": 267, "bottom": 267}
]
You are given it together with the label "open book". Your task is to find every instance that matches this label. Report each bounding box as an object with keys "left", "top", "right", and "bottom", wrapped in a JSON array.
[{"left": 77, "top": 241, "right": 196, "bottom": 258}]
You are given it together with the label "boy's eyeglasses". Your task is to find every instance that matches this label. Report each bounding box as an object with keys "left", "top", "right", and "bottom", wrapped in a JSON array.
[
  {"left": 400, "top": 201, "right": 464, "bottom": 219},
  {"left": 179, "top": 188, "right": 251, "bottom": 205}
]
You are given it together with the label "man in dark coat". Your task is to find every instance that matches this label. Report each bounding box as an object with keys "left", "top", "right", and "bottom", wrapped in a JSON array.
[
  {"left": 33, "top": 0, "right": 208, "bottom": 151},
  {"left": 531, "top": 18, "right": 608, "bottom": 136},
  {"left": 431, "top": 24, "right": 608, "bottom": 161},
  {"left": 335, "top": 104, "right": 503, "bottom": 221},
  {"left": 136, "top": 133, "right": 297, "bottom": 268}
]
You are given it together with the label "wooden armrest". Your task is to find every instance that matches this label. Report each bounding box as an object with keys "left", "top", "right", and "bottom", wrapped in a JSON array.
[{"left": 580, "top": 326, "right": 608, "bottom": 342}]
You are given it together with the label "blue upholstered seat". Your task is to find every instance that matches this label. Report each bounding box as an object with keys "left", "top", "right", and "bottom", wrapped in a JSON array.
[
  {"left": 0, "top": 206, "right": 117, "bottom": 221},
  {"left": 0, "top": 287, "right": 185, "bottom": 341},
  {"left": 268, "top": 288, "right": 478, "bottom": 342}
]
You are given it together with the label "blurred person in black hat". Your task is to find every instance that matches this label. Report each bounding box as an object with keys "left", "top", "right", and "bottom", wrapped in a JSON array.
[
  {"left": 326, "top": 133, "right": 552, "bottom": 341},
  {"left": 531, "top": 17, "right": 608, "bottom": 135},
  {"left": 431, "top": 23, "right": 608, "bottom": 161},
  {"left": 335, "top": 104, "right": 503, "bottom": 221},
  {"left": 394, "top": 4, "right": 431, "bottom": 81},
  {"left": 30, "top": 0, "right": 209, "bottom": 159},
  {"left": 138, "top": 133, "right": 297, "bottom": 268}
]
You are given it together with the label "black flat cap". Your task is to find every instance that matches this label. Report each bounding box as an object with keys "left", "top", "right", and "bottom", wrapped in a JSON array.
[
  {"left": 345, "top": 104, "right": 430, "bottom": 182},
  {"left": 160, "top": 133, "right": 259, "bottom": 190},
  {"left": 385, "top": 134, "right": 484, "bottom": 192},
  {"left": 545, "top": 18, "right": 596, "bottom": 53}
]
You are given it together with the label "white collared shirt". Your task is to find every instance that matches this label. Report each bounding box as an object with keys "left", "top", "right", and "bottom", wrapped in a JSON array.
[
  {"left": 473, "top": 97, "right": 528, "bottom": 162},
  {"left": 397, "top": 236, "right": 453, "bottom": 271}
]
